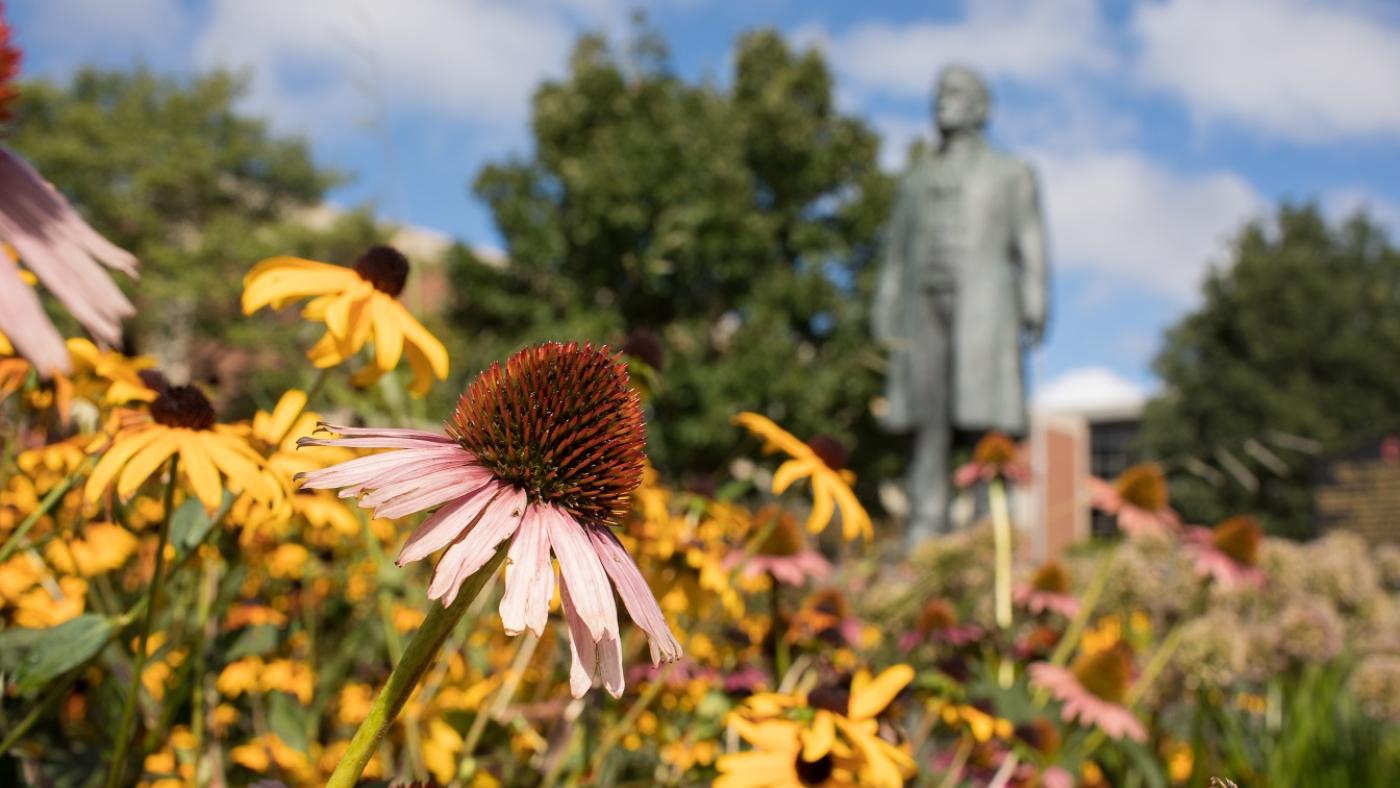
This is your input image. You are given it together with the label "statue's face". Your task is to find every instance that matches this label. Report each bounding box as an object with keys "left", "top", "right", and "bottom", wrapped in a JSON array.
[{"left": 935, "top": 71, "right": 987, "bottom": 133}]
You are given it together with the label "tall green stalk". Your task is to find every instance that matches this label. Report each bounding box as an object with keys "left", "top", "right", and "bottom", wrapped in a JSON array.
[
  {"left": 989, "top": 477, "right": 1014, "bottom": 688},
  {"left": 106, "top": 454, "right": 180, "bottom": 788},
  {"left": 326, "top": 542, "right": 510, "bottom": 788}
]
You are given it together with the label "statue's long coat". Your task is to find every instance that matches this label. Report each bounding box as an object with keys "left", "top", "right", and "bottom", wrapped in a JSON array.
[{"left": 872, "top": 141, "right": 1048, "bottom": 436}]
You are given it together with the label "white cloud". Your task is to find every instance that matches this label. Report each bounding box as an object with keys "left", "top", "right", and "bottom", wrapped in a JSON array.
[
  {"left": 1323, "top": 186, "right": 1400, "bottom": 231},
  {"left": 1030, "top": 149, "right": 1264, "bottom": 297},
  {"left": 193, "top": 0, "right": 622, "bottom": 136},
  {"left": 1034, "top": 366, "right": 1149, "bottom": 414},
  {"left": 1133, "top": 0, "right": 1400, "bottom": 143},
  {"left": 798, "top": 0, "right": 1113, "bottom": 101}
]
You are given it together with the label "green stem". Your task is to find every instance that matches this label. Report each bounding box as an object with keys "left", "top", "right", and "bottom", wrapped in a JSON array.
[
  {"left": 989, "top": 477, "right": 1014, "bottom": 688},
  {"left": 325, "top": 542, "right": 510, "bottom": 788},
  {"left": 460, "top": 631, "right": 540, "bottom": 770},
  {"left": 0, "top": 457, "right": 93, "bottom": 563},
  {"left": 106, "top": 454, "right": 180, "bottom": 788},
  {"left": 1048, "top": 551, "right": 1112, "bottom": 669}
]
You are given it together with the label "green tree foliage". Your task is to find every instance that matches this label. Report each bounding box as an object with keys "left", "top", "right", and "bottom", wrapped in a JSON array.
[
  {"left": 448, "top": 27, "right": 896, "bottom": 483},
  {"left": 9, "top": 69, "right": 390, "bottom": 413},
  {"left": 1139, "top": 205, "right": 1400, "bottom": 537}
]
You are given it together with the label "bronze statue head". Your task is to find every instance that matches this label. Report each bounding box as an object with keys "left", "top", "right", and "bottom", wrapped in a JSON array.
[{"left": 934, "top": 65, "right": 990, "bottom": 135}]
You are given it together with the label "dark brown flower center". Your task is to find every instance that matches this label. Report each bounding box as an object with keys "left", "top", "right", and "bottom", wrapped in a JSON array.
[
  {"left": 448, "top": 342, "right": 646, "bottom": 526},
  {"left": 352, "top": 245, "right": 410, "bottom": 297},
  {"left": 807, "top": 684, "right": 851, "bottom": 715},
  {"left": 1071, "top": 644, "right": 1132, "bottom": 705},
  {"left": 754, "top": 506, "right": 805, "bottom": 557},
  {"left": 1031, "top": 560, "right": 1071, "bottom": 594},
  {"left": 972, "top": 432, "right": 1017, "bottom": 466},
  {"left": 1211, "top": 515, "right": 1262, "bottom": 567},
  {"left": 150, "top": 384, "right": 215, "bottom": 431},
  {"left": 1115, "top": 463, "right": 1167, "bottom": 512},
  {"left": 918, "top": 598, "right": 959, "bottom": 631},
  {"left": 621, "top": 328, "right": 664, "bottom": 370},
  {"left": 808, "top": 589, "right": 850, "bottom": 619},
  {"left": 806, "top": 434, "right": 849, "bottom": 471},
  {"left": 1014, "top": 717, "right": 1061, "bottom": 756},
  {"left": 793, "top": 752, "right": 834, "bottom": 785}
]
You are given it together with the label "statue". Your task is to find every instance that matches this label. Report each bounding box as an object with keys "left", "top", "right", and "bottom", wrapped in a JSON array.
[{"left": 872, "top": 65, "right": 1049, "bottom": 546}]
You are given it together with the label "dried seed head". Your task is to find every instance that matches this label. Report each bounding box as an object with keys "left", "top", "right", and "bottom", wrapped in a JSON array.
[
  {"left": 1071, "top": 643, "right": 1133, "bottom": 704},
  {"left": 1211, "top": 515, "right": 1263, "bottom": 567},
  {"left": 150, "top": 384, "right": 215, "bottom": 431},
  {"left": 352, "top": 245, "right": 410, "bottom": 297},
  {"left": 1115, "top": 463, "right": 1168, "bottom": 512},
  {"left": 1031, "top": 560, "right": 1072, "bottom": 594},
  {"left": 448, "top": 342, "right": 646, "bottom": 526},
  {"left": 972, "top": 432, "right": 1017, "bottom": 466}
]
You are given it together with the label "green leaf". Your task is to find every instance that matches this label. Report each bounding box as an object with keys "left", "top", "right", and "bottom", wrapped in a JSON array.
[
  {"left": 223, "top": 624, "right": 280, "bottom": 661},
  {"left": 267, "top": 691, "right": 313, "bottom": 753},
  {"left": 0, "top": 614, "right": 115, "bottom": 695}
]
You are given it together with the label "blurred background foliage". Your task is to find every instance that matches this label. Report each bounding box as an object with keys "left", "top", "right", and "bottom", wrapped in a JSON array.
[{"left": 9, "top": 25, "right": 1400, "bottom": 537}]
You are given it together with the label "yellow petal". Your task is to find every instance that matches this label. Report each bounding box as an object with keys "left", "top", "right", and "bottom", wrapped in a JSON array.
[
  {"left": 204, "top": 433, "right": 277, "bottom": 505},
  {"left": 116, "top": 431, "right": 180, "bottom": 500},
  {"left": 179, "top": 432, "right": 224, "bottom": 512},
  {"left": 733, "top": 412, "right": 817, "bottom": 462},
  {"left": 85, "top": 428, "right": 165, "bottom": 504},
  {"left": 398, "top": 308, "right": 449, "bottom": 380},
  {"left": 730, "top": 717, "right": 803, "bottom": 752},
  {"left": 802, "top": 710, "right": 836, "bottom": 762},
  {"left": 848, "top": 664, "right": 914, "bottom": 721},
  {"left": 804, "top": 473, "right": 836, "bottom": 534},
  {"left": 307, "top": 331, "right": 347, "bottom": 369},
  {"left": 242, "top": 257, "right": 360, "bottom": 314},
  {"left": 828, "top": 473, "right": 873, "bottom": 541},
  {"left": 370, "top": 297, "right": 405, "bottom": 372},
  {"left": 771, "top": 458, "right": 812, "bottom": 495},
  {"left": 255, "top": 389, "right": 308, "bottom": 445}
]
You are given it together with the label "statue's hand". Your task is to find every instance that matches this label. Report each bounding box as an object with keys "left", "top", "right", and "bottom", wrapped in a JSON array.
[{"left": 1023, "top": 321, "right": 1045, "bottom": 347}]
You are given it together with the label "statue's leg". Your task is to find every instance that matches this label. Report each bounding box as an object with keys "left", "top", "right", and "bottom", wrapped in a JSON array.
[
  {"left": 904, "top": 289, "right": 955, "bottom": 550},
  {"left": 906, "top": 417, "right": 951, "bottom": 548}
]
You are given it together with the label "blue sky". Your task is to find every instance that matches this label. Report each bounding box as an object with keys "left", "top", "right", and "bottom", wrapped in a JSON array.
[{"left": 12, "top": 0, "right": 1400, "bottom": 405}]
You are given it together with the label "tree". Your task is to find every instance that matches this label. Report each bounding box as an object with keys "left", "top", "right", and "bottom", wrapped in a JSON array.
[
  {"left": 9, "top": 69, "right": 392, "bottom": 414},
  {"left": 447, "top": 26, "right": 896, "bottom": 484},
  {"left": 1138, "top": 205, "right": 1400, "bottom": 537}
]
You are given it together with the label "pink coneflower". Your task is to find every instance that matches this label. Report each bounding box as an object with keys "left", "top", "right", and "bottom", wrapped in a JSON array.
[
  {"left": 1088, "top": 463, "right": 1181, "bottom": 538},
  {"left": 723, "top": 506, "right": 830, "bottom": 587},
  {"left": 0, "top": 8, "right": 137, "bottom": 376},
  {"left": 1029, "top": 644, "right": 1146, "bottom": 742},
  {"left": 297, "top": 342, "right": 681, "bottom": 697},
  {"left": 953, "top": 432, "right": 1029, "bottom": 488},
  {"left": 1015, "top": 560, "right": 1080, "bottom": 618},
  {"left": 1184, "top": 515, "right": 1265, "bottom": 590},
  {"left": 898, "top": 598, "right": 983, "bottom": 650}
]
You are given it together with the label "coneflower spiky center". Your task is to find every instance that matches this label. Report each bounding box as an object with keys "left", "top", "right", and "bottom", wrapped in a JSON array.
[
  {"left": 973, "top": 432, "right": 1017, "bottom": 466},
  {"left": 150, "top": 384, "right": 215, "bottom": 431},
  {"left": 918, "top": 598, "right": 959, "bottom": 631},
  {"left": 352, "top": 245, "right": 410, "bottom": 297},
  {"left": 1071, "top": 644, "right": 1133, "bottom": 704},
  {"left": 1031, "top": 560, "right": 1071, "bottom": 594},
  {"left": 1115, "top": 463, "right": 1167, "bottom": 512},
  {"left": 0, "top": 10, "right": 20, "bottom": 124},
  {"left": 448, "top": 342, "right": 645, "bottom": 526},
  {"left": 1211, "top": 515, "right": 1262, "bottom": 566}
]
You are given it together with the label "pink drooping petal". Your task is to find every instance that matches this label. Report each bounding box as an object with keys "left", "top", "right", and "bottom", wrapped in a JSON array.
[
  {"left": 311, "top": 422, "right": 457, "bottom": 444},
  {"left": 0, "top": 254, "right": 69, "bottom": 374},
  {"left": 429, "top": 487, "right": 526, "bottom": 605},
  {"left": 586, "top": 524, "right": 681, "bottom": 664},
  {"left": 952, "top": 462, "right": 982, "bottom": 489},
  {"left": 299, "top": 434, "right": 460, "bottom": 451},
  {"left": 1086, "top": 476, "right": 1121, "bottom": 513},
  {"left": 561, "top": 581, "right": 600, "bottom": 698},
  {"left": 296, "top": 446, "right": 466, "bottom": 490},
  {"left": 548, "top": 509, "right": 620, "bottom": 644},
  {"left": 597, "top": 629, "right": 624, "bottom": 698},
  {"left": 499, "top": 503, "right": 555, "bottom": 638},
  {"left": 0, "top": 148, "right": 137, "bottom": 352},
  {"left": 348, "top": 449, "right": 480, "bottom": 492},
  {"left": 765, "top": 558, "right": 806, "bottom": 587},
  {"left": 398, "top": 481, "right": 504, "bottom": 566},
  {"left": 363, "top": 466, "right": 496, "bottom": 520}
]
